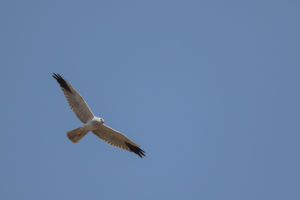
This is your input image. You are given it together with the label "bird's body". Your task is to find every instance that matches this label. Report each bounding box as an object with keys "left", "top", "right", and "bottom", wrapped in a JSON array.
[
  {"left": 52, "top": 73, "right": 145, "bottom": 158},
  {"left": 84, "top": 117, "right": 105, "bottom": 131}
]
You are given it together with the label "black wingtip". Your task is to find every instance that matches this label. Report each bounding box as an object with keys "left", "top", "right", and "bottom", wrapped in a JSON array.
[
  {"left": 125, "top": 142, "right": 146, "bottom": 158},
  {"left": 52, "top": 73, "right": 72, "bottom": 93}
]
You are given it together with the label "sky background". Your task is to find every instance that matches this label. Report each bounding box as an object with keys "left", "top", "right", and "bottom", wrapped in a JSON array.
[{"left": 1, "top": 0, "right": 300, "bottom": 199}]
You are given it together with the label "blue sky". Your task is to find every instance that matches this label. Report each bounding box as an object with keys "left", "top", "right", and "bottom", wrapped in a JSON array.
[{"left": 1, "top": 0, "right": 300, "bottom": 199}]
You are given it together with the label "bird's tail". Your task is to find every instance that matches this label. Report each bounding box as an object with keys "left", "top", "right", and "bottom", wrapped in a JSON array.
[{"left": 67, "top": 127, "right": 89, "bottom": 143}]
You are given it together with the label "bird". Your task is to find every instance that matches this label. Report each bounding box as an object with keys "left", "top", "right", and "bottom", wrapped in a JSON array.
[{"left": 52, "top": 73, "right": 145, "bottom": 158}]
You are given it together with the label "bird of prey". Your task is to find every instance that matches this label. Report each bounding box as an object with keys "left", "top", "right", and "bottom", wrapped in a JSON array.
[{"left": 52, "top": 73, "right": 145, "bottom": 158}]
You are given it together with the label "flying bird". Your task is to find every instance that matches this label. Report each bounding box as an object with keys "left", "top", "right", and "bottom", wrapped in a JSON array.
[{"left": 52, "top": 73, "right": 145, "bottom": 158}]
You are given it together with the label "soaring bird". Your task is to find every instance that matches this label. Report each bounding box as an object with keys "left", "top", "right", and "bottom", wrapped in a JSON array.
[{"left": 52, "top": 73, "right": 145, "bottom": 158}]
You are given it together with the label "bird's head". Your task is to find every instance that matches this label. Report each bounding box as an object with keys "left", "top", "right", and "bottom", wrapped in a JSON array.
[{"left": 100, "top": 118, "right": 104, "bottom": 124}]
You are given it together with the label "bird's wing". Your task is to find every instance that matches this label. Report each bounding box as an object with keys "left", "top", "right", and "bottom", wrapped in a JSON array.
[
  {"left": 52, "top": 73, "right": 95, "bottom": 123},
  {"left": 93, "top": 125, "right": 145, "bottom": 158}
]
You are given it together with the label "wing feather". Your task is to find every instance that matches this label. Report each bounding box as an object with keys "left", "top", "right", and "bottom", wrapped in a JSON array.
[
  {"left": 93, "top": 125, "right": 145, "bottom": 158},
  {"left": 52, "top": 73, "right": 94, "bottom": 123}
]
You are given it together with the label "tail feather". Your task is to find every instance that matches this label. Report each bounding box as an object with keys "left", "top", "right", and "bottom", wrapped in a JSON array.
[{"left": 67, "top": 127, "right": 88, "bottom": 143}]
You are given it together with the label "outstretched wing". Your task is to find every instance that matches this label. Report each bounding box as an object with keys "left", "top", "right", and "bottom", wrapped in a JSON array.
[
  {"left": 52, "top": 73, "right": 94, "bottom": 123},
  {"left": 93, "top": 125, "right": 145, "bottom": 158}
]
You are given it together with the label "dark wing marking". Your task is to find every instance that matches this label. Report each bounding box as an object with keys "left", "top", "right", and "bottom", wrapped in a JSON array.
[
  {"left": 125, "top": 142, "right": 146, "bottom": 158},
  {"left": 52, "top": 73, "right": 72, "bottom": 93}
]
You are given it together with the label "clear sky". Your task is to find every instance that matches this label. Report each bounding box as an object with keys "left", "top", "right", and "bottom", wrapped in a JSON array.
[{"left": 1, "top": 0, "right": 299, "bottom": 199}]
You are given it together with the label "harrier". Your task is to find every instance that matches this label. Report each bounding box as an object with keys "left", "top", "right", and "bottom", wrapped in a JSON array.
[{"left": 52, "top": 73, "right": 145, "bottom": 158}]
